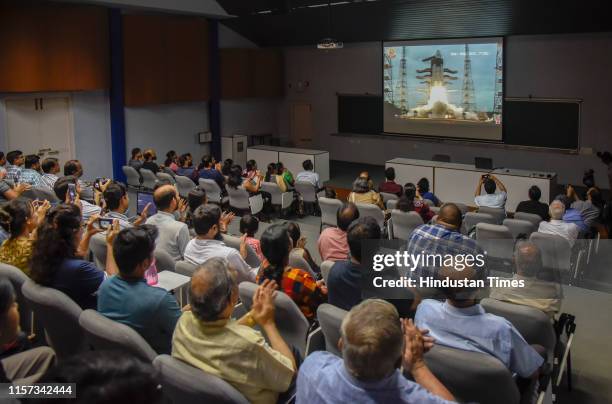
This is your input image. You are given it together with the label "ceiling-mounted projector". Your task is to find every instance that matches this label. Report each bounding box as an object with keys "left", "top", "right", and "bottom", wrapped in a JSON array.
[{"left": 317, "top": 38, "right": 343, "bottom": 49}]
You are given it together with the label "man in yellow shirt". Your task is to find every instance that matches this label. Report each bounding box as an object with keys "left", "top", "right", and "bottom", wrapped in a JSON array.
[{"left": 172, "top": 257, "right": 296, "bottom": 404}]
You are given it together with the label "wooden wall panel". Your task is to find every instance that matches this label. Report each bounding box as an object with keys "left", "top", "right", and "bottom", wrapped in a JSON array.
[
  {"left": 252, "top": 49, "right": 284, "bottom": 98},
  {"left": 0, "top": 2, "right": 109, "bottom": 93},
  {"left": 220, "top": 49, "right": 252, "bottom": 99},
  {"left": 220, "top": 48, "right": 284, "bottom": 99}
]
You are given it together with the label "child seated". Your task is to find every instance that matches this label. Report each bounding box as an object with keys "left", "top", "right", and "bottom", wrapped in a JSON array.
[{"left": 240, "top": 214, "right": 264, "bottom": 262}]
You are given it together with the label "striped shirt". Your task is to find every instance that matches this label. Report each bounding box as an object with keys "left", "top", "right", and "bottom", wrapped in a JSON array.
[
  {"left": 5, "top": 165, "right": 22, "bottom": 184},
  {"left": 18, "top": 169, "right": 43, "bottom": 187}
]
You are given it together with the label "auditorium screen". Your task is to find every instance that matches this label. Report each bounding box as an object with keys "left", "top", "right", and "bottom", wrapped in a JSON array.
[{"left": 383, "top": 38, "right": 503, "bottom": 141}]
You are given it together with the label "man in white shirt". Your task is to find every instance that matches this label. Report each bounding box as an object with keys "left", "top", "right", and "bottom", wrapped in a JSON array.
[
  {"left": 184, "top": 204, "right": 257, "bottom": 283},
  {"left": 295, "top": 159, "right": 321, "bottom": 190},
  {"left": 40, "top": 157, "right": 60, "bottom": 189},
  {"left": 538, "top": 200, "right": 579, "bottom": 247},
  {"left": 53, "top": 176, "right": 101, "bottom": 222},
  {"left": 145, "top": 184, "right": 190, "bottom": 261},
  {"left": 474, "top": 174, "right": 507, "bottom": 209}
]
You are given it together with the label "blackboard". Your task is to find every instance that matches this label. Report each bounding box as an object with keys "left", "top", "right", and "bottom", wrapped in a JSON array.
[
  {"left": 338, "top": 94, "right": 382, "bottom": 134},
  {"left": 503, "top": 99, "right": 580, "bottom": 150}
]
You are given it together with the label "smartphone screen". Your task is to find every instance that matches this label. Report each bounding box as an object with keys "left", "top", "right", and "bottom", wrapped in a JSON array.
[
  {"left": 137, "top": 192, "right": 156, "bottom": 216},
  {"left": 98, "top": 218, "right": 113, "bottom": 230},
  {"left": 67, "top": 184, "right": 77, "bottom": 202}
]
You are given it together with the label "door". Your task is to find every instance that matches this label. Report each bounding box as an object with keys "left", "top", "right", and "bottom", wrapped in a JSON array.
[
  {"left": 5, "top": 96, "right": 74, "bottom": 164},
  {"left": 290, "top": 102, "right": 314, "bottom": 148}
]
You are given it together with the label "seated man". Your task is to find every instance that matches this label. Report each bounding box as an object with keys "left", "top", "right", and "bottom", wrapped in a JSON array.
[
  {"left": 328, "top": 216, "right": 380, "bottom": 311},
  {"left": 297, "top": 299, "right": 455, "bottom": 403},
  {"left": 516, "top": 185, "right": 550, "bottom": 221},
  {"left": 566, "top": 184, "right": 602, "bottom": 229},
  {"left": 0, "top": 180, "right": 29, "bottom": 206},
  {"left": 41, "top": 157, "right": 61, "bottom": 189},
  {"left": 378, "top": 167, "right": 403, "bottom": 197},
  {"left": 0, "top": 277, "right": 56, "bottom": 383},
  {"left": 198, "top": 155, "right": 226, "bottom": 190},
  {"left": 296, "top": 159, "right": 321, "bottom": 190},
  {"left": 145, "top": 184, "right": 189, "bottom": 261},
  {"left": 474, "top": 174, "right": 507, "bottom": 209},
  {"left": 97, "top": 225, "right": 182, "bottom": 354},
  {"left": 538, "top": 200, "right": 579, "bottom": 247},
  {"left": 64, "top": 159, "right": 94, "bottom": 201},
  {"left": 54, "top": 176, "right": 102, "bottom": 222},
  {"left": 18, "top": 154, "right": 43, "bottom": 187},
  {"left": 172, "top": 258, "right": 296, "bottom": 404},
  {"left": 490, "top": 241, "right": 563, "bottom": 318},
  {"left": 183, "top": 205, "right": 256, "bottom": 283},
  {"left": 103, "top": 182, "right": 149, "bottom": 229},
  {"left": 5, "top": 150, "right": 24, "bottom": 184},
  {"left": 318, "top": 202, "right": 359, "bottom": 262},
  {"left": 415, "top": 264, "right": 544, "bottom": 380}
]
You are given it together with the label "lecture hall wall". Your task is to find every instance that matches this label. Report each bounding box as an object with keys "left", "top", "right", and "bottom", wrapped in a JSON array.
[{"left": 278, "top": 32, "right": 612, "bottom": 188}]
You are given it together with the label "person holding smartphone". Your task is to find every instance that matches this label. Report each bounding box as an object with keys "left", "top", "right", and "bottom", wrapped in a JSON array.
[
  {"left": 102, "top": 182, "right": 150, "bottom": 229},
  {"left": 53, "top": 176, "right": 102, "bottom": 223},
  {"left": 474, "top": 174, "right": 507, "bottom": 209}
]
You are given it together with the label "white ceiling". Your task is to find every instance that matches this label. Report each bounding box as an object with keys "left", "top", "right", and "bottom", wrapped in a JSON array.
[{"left": 63, "top": 0, "right": 231, "bottom": 18}]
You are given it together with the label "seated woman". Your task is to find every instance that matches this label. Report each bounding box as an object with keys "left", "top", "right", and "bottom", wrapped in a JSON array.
[
  {"left": 276, "top": 162, "right": 294, "bottom": 191},
  {"left": 397, "top": 183, "right": 434, "bottom": 223},
  {"left": 286, "top": 222, "right": 320, "bottom": 274},
  {"left": 417, "top": 177, "right": 442, "bottom": 207},
  {"left": 176, "top": 153, "right": 195, "bottom": 179},
  {"left": 0, "top": 199, "right": 49, "bottom": 275},
  {"left": 30, "top": 204, "right": 118, "bottom": 309},
  {"left": 243, "top": 160, "right": 258, "bottom": 180},
  {"left": 141, "top": 149, "right": 160, "bottom": 173},
  {"left": 257, "top": 224, "right": 326, "bottom": 320},
  {"left": 186, "top": 187, "right": 207, "bottom": 229},
  {"left": 221, "top": 159, "right": 233, "bottom": 177},
  {"left": 164, "top": 150, "right": 179, "bottom": 173},
  {"left": 348, "top": 177, "right": 385, "bottom": 210},
  {"left": 264, "top": 162, "right": 277, "bottom": 183},
  {"left": 228, "top": 165, "right": 262, "bottom": 194}
]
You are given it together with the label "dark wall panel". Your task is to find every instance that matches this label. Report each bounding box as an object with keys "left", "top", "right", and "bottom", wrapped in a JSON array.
[{"left": 220, "top": 48, "right": 283, "bottom": 99}]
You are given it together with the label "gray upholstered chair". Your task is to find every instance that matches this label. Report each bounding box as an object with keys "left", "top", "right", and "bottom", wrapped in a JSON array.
[
  {"left": 318, "top": 197, "right": 342, "bottom": 231},
  {"left": 0, "top": 263, "right": 35, "bottom": 337},
  {"left": 477, "top": 206, "right": 507, "bottom": 224},
  {"left": 21, "top": 280, "right": 85, "bottom": 360},
  {"left": 175, "top": 261, "right": 198, "bottom": 278},
  {"left": 155, "top": 249, "right": 176, "bottom": 272},
  {"left": 451, "top": 202, "right": 469, "bottom": 215},
  {"left": 79, "top": 309, "right": 157, "bottom": 362},
  {"left": 320, "top": 261, "right": 335, "bottom": 285},
  {"left": 123, "top": 166, "right": 141, "bottom": 189},
  {"left": 424, "top": 344, "right": 520, "bottom": 404},
  {"left": 89, "top": 232, "right": 107, "bottom": 268},
  {"left": 529, "top": 232, "right": 580, "bottom": 279},
  {"left": 157, "top": 172, "right": 176, "bottom": 185},
  {"left": 294, "top": 181, "right": 318, "bottom": 204},
  {"left": 380, "top": 192, "right": 399, "bottom": 206},
  {"left": 175, "top": 175, "right": 195, "bottom": 199},
  {"left": 422, "top": 198, "right": 434, "bottom": 207},
  {"left": 503, "top": 218, "right": 536, "bottom": 240},
  {"left": 462, "top": 212, "right": 496, "bottom": 234},
  {"left": 221, "top": 234, "right": 261, "bottom": 269},
  {"left": 21, "top": 187, "right": 60, "bottom": 203},
  {"left": 389, "top": 210, "right": 423, "bottom": 241},
  {"left": 163, "top": 166, "right": 176, "bottom": 177},
  {"left": 238, "top": 282, "right": 310, "bottom": 357},
  {"left": 154, "top": 354, "right": 249, "bottom": 404},
  {"left": 226, "top": 186, "right": 263, "bottom": 215},
  {"left": 140, "top": 168, "right": 158, "bottom": 190},
  {"left": 514, "top": 212, "right": 543, "bottom": 227},
  {"left": 475, "top": 223, "right": 514, "bottom": 261},
  {"left": 199, "top": 178, "right": 227, "bottom": 205},
  {"left": 288, "top": 250, "right": 316, "bottom": 278},
  {"left": 261, "top": 182, "right": 293, "bottom": 213},
  {"left": 355, "top": 202, "right": 385, "bottom": 231},
  {"left": 317, "top": 303, "right": 347, "bottom": 357},
  {"left": 386, "top": 199, "right": 398, "bottom": 211}
]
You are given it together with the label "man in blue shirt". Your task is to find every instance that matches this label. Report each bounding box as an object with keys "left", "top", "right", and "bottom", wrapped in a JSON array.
[
  {"left": 18, "top": 155, "right": 43, "bottom": 187},
  {"left": 5, "top": 150, "right": 24, "bottom": 184},
  {"left": 556, "top": 194, "right": 588, "bottom": 233},
  {"left": 198, "top": 155, "right": 225, "bottom": 190},
  {"left": 297, "top": 299, "right": 455, "bottom": 404},
  {"left": 97, "top": 225, "right": 182, "bottom": 354}
]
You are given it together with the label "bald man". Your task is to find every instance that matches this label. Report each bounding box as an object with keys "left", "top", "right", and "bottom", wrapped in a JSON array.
[
  {"left": 537, "top": 199, "right": 579, "bottom": 247},
  {"left": 145, "top": 184, "right": 189, "bottom": 260},
  {"left": 318, "top": 202, "right": 360, "bottom": 261}
]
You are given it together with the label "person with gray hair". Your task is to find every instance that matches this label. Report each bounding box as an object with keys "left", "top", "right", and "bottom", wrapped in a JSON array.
[
  {"left": 347, "top": 176, "right": 385, "bottom": 210},
  {"left": 537, "top": 199, "right": 579, "bottom": 247},
  {"left": 172, "top": 258, "right": 296, "bottom": 404},
  {"left": 297, "top": 299, "right": 455, "bottom": 403},
  {"left": 490, "top": 241, "right": 563, "bottom": 317}
]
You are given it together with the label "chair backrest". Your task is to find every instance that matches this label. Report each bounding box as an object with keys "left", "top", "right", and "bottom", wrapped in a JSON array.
[
  {"left": 175, "top": 260, "right": 198, "bottom": 277},
  {"left": 123, "top": 166, "right": 141, "bottom": 188},
  {"left": 462, "top": 212, "right": 496, "bottom": 234},
  {"left": 450, "top": 202, "right": 469, "bottom": 215},
  {"left": 225, "top": 186, "right": 250, "bottom": 211},
  {"left": 261, "top": 182, "right": 283, "bottom": 205},
  {"left": 175, "top": 175, "right": 195, "bottom": 198},
  {"left": 248, "top": 193, "right": 264, "bottom": 215},
  {"left": 529, "top": 232, "right": 571, "bottom": 272},
  {"left": 154, "top": 355, "right": 249, "bottom": 404},
  {"left": 157, "top": 172, "right": 176, "bottom": 185},
  {"left": 320, "top": 260, "right": 335, "bottom": 284},
  {"left": 380, "top": 192, "right": 399, "bottom": 205},
  {"left": 0, "top": 263, "right": 33, "bottom": 335},
  {"left": 288, "top": 250, "right": 317, "bottom": 278},
  {"left": 79, "top": 309, "right": 157, "bottom": 361},
  {"left": 481, "top": 298, "right": 556, "bottom": 355},
  {"left": 89, "top": 232, "right": 107, "bottom": 268},
  {"left": 477, "top": 206, "right": 506, "bottom": 224},
  {"left": 317, "top": 303, "right": 347, "bottom": 356},
  {"left": 319, "top": 197, "right": 342, "bottom": 228},
  {"left": 140, "top": 168, "right": 158, "bottom": 190},
  {"left": 21, "top": 186, "right": 60, "bottom": 203},
  {"left": 502, "top": 218, "right": 535, "bottom": 240},
  {"left": 238, "top": 282, "right": 310, "bottom": 357},
  {"left": 221, "top": 234, "right": 261, "bottom": 268},
  {"left": 155, "top": 249, "right": 177, "bottom": 272},
  {"left": 422, "top": 198, "right": 434, "bottom": 207},
  {"left": 390, "top": 210, "right": 423, "bottom": 240},
  {"left": 163, "top": 167, "right": 176, "bottom": 177},
  {"left": 475, "top": 223, "right": 514, "bottom": 260},
  {"left": 199, "top": 178, "right": 223, "bottom": 203},
  {"left": 294, "top": 181, "right": 317, "bottom": 203},
  {"left": 432, "top": 154, "right": 451, "bottom": 162},
  {"left": 514, "top": 212, "right": 543, "bottom": 227},
  {"left": 386, "top": 199, "right": 398, "bottom": 211},
  {"left": 21, "top": 280, "right": 85, "bottom": 359},
  {"left": 425, "top": 345, "right": 520, "bottom": 404},
  {"left": 355, "top": 202, "right": 385, "bottom": 229}
]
